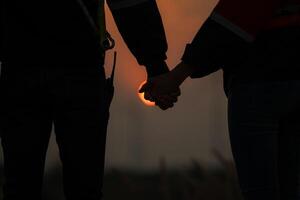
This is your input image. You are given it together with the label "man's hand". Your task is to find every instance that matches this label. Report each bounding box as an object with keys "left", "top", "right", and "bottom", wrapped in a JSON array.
[
  {"left": 140, "top": 62, "right": 196, "bottom": 110},
  {"left": 140, "top": 72, "right": 181, "bottom": 110}
]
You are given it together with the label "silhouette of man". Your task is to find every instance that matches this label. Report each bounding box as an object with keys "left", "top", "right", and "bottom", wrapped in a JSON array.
[
  {"left": 0, "top": 0, "right": 169, "bottom": 199},
  {"left": 141, "top": 0, "right": 300, "bottom": 199}
]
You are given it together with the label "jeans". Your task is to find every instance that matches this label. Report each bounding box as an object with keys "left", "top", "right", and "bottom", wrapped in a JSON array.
[
  {"left": 228, "top": 81, "right": 300, "bottom": 200},
  {"left": 0, "top": 63, "right": 109, "bottom": 200}
]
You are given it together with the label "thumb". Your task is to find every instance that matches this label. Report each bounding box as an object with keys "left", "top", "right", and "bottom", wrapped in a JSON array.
[{"left": 139, "top": 81, "right": 152, "bottom": 93}]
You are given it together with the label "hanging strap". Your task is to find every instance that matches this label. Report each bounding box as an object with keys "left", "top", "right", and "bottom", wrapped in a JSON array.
[
  {"left": 76, "top": 0, "right": 115, "bottom": 51},
  {"left": 98, "top": 0, "right": 108, "bottom": 49}
]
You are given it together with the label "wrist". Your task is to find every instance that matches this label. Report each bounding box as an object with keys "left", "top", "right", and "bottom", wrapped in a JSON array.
[
  {"left": 145, "top": 60, "right": 169, "bottom": 78},
  {"left": 171, "top": 62, "right": 195, "bottom": 85}
]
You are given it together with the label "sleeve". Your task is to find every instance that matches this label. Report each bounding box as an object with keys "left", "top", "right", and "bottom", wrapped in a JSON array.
[
  {"left": 182, "top": 14, "right": 251, "bottom": 79},
  {"left": 107, "top": 0, "right": 169, "bottom": 77}
]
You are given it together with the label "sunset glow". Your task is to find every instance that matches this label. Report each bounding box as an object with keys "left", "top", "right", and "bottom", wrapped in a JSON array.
[{"left": 138, "top": 81, "right": 156, "bottom": 107}]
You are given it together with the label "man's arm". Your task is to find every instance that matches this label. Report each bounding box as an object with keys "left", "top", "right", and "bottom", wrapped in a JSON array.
[{"left": 107, "top": 0, "right": 169, "bottom": 78}]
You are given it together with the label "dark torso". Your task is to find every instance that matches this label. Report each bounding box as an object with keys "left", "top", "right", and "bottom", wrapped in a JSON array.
[
  {"left": 1, "top": 0, "right": 102, "bottom": 64},
  {"left": 225, "top": 26, "right": 300, "bottom": 95}
]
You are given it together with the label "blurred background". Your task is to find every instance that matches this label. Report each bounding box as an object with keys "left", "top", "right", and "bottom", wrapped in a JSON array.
[{"left": 0, "top": 0, "right": 243, "bottom": 199}]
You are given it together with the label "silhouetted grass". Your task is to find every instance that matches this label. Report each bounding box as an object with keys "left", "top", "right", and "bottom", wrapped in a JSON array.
[
  {"left": 103, "top": 150, "right": 243, "bottom": 200},
  {"left": 0, "top": 150, "right": 243, "bottom": 200}
]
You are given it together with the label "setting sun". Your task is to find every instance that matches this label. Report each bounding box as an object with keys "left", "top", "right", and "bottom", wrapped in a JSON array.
[{"left": 138, "top": 81, "right": 156, "bottom": 107}]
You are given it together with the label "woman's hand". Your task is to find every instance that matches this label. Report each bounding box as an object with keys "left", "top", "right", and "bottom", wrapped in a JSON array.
[{"left": 139, "top": 62, "right": 195, "bottom": 110}]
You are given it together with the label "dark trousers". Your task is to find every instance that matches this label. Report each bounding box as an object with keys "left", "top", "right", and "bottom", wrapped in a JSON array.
[
  {"left": 0, "top": 64, "right": 109, "bottom": 200},
  {"left": 228, "top": 81, "right": 300, "bottom": 200}
]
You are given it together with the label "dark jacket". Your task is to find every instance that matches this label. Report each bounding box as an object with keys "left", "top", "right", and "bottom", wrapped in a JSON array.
[
  {"left": 0, "top": 0, "right": 168, "bottom": 77},
  {"left": 181, "top": 0, "right": 300, "bottom": 95}
]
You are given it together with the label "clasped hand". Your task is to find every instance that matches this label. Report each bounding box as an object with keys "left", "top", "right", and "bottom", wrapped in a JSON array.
[
  {"left": 139, "top": 62, "right": 194, "bottom": 110},
  {"left": 139, "top": 63, "right": 188, "bottom": 110},
  {"left": 139, "top": 71, "right": 181, "bottom": 110}
]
